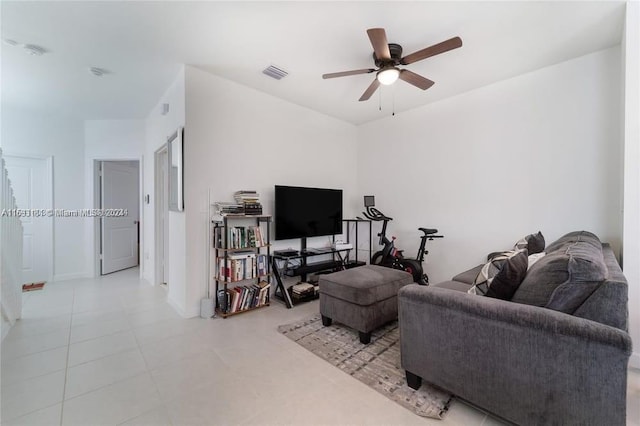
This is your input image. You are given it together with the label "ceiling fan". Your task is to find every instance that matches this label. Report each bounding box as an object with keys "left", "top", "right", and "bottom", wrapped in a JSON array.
[{"left": 322, "top": 28, "right": 462, "bottom": 101}]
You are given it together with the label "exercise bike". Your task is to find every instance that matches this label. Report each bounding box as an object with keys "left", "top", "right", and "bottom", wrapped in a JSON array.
[{"left": 362, "top": 205, "right": 443, "bottom": 285}]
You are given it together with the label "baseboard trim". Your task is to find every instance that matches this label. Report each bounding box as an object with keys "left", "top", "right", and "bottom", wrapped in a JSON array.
[
  {"left": 167, "top": 296, "right": 199, "bottom": 319},
  {"left": 53, "top": 272, "right": 91, "bottom": 282},
  {"left": 629, "top": 352, "right": 640, "bottom": 369},
  {"left": 167, "top": 297, "right": 186, "bottom": 317},
  {"left": 184, "top": 305, "right": 200, "bottom": 319}
]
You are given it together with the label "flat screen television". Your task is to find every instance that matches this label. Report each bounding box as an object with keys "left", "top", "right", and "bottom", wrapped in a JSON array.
[{"left": 275, "top": 185, "right": 343, "bottom": 240}]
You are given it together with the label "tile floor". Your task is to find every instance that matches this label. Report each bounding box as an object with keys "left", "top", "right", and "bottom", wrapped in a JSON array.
[{"left": 0, "top": 267, "right": 638, "bottom": 425}]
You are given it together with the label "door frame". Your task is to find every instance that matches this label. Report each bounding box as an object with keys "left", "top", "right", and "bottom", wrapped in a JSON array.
[
  {"left": 4, "top": 153, "right": 54, "bottom": 283},
  {"left": 93, "top": 158, "right": 143, "bottom": 277},
  {"left": 154, "top": 145, "right": 169, "bottom": 287}
]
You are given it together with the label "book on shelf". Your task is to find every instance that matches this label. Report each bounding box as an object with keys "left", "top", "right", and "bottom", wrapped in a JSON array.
[
  {"left": 258, "top": 281, "right": 270, "bottom": 305},
  {"left": 217, "top": 289, "right": 228, "bottom": 312},
  {"left": 234, "top": 190, "right": 259, "bottom": 198},
  {"left": 214, "top": 202, "right": 245, "bottom": 215},
  {"left": 256, "top": 254, "right": 267, "bottom": 276},
  {"left": 218, "top": 281, "right": 270, "bottom": 314},
  {"left": 228, "top": 251, "right": 256, "bottom": 260},
  {"left": 233, "top": 190, "right": 263, "bottom": 215},
  {"left": 213, "top": 225, "right": 224, "bottom": 248},
  {"left": 243, "top": 203, "right": 262, "bottom": 215},
  {"left": 234, "top": 190, "right": 260, "bottom": 203},
  {"left": 214, "top": 225, "right": 266, "bottom": 249},
  {"left": 290, "top": 282, "right": 315, "bottom": 300},
  {"left": 231, "top": 287, "right": 242, "bottom": 312},
  {"left": 291, "top": 282, "right": 314, "bottom": 294},
  {"left": 217, "top": 253, "right": 267, "bottom": 282}
]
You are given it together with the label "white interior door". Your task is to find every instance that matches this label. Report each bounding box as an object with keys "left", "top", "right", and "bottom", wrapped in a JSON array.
[
  {"left": 5, "top": 155, "right": 53, "bottom": 284},
  {"left": 101, "top": 161, "right": 139, "bottom": 275}
]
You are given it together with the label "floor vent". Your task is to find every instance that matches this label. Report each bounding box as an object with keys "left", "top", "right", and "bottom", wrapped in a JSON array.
[{"left": 262, "top": 65, "right": 288, "bottom": 80}]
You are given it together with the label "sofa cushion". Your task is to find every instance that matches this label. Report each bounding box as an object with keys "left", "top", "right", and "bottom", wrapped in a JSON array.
[
  {"left": 434, "top": 280, "right": 473, "bottom": 293},
  {"left": 544, "top": 230, "right": 601, "bottom": 253},
  {"left": 511, "top": 238, "right": 606, "bottom": 313},
  {"left": 451, "top": 264, "right": 483, "bottom": 284},
  {"left": 572, "top": 245, "right": 628, "bottom": 330},
  {"left": 572, "top": 244, "right": 629, "bottom": 330},
  {"left": 468, "top": 250, "right": 528, "bottom": 300},
  {"left": 514, "top": 231, "right": 545, "bottom": 254}
]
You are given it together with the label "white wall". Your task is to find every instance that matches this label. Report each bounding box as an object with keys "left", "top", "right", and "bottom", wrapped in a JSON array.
[
  {"left": 84, "top": 120, "right": 145, "bottom": 276},
  {"left": 358, "top": 47, "right": 623, "bottom": 285},
  {"left": 183, "top": 66, "right": 358, "bottom": 317},
  {"left": 622, "top": 0, "right": 640, "bottom": 368},
  {"left": 1, "top": 106, "right": 88, "bottom": 280},
  {"left": 143, "top": 67, "right": 186, "bottom": 314}
]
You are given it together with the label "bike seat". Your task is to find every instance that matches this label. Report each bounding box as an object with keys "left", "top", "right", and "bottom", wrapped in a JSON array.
[{"left": 419, "top": 228, "right": 438, "bottom": 235}]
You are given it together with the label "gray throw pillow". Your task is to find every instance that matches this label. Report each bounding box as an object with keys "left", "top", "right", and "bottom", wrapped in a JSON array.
[
  {"left": 468, "top": 250, "right": 529, "bottom": 300},
  {"left": 514, "top": 231, "right": 545, "bottom": 254}
]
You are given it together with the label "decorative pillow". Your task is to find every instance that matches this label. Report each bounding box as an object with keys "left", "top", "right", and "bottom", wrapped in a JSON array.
[
  {"left": 514, "top": 231, "right": 545, "bottom": 254},
  {"left": 468, "top": 250, "right": 529, "bottom": 300},
  {"left": 527, "top": 252, "right": 546, "bottom": 270}
]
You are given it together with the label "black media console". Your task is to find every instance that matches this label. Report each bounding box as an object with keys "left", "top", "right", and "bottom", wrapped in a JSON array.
[{"left": 272, "top": 245, "right": 350, "bottom": 309}]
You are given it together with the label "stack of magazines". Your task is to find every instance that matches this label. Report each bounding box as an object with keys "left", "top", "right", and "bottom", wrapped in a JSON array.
[{"left": 290, "top": 282, "right": 315, "bottom": 300}]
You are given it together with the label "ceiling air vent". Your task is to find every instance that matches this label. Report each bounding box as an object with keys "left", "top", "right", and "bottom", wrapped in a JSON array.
[{"left": 262, "top": 65, "right": 288, "bottom": 80}]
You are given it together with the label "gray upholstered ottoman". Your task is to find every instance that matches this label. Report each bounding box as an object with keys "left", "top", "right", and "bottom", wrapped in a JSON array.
[{"left": 318, "top": 265, "right": 414, "bottom": 344}]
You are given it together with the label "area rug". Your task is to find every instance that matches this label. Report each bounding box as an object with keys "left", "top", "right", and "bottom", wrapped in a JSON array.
[{"left": 278, "top": 315, "right": 453, "bottom": 420}]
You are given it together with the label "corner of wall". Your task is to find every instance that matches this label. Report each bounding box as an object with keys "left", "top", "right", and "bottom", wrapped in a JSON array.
[
  {"left": 143, "top": 67, "right": 187, "bottom": 316},
  {"left": 167, "top": 294, "right": 199, "bottom": 319}
]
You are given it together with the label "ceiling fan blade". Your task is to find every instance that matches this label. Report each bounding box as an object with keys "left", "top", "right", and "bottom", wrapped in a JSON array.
[
  {"left": 359, "top": 79, "right": 381, "bottom": 101},
  {"left": 399, "top": 69, "right": 435, "bottom": 90},
  {"left": 322, "top": 69, "right": 376, "bottom": 79},
  {"left": 367, "top": 28, "right": 391, "bottom": 61},
  {"left": 400, "top": 36, "right": 463, "bottom": 65}
]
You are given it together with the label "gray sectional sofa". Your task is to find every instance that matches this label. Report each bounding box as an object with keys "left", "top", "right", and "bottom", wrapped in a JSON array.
[{"left": 398, "top": 231, "right": 632, "bottom": 425}]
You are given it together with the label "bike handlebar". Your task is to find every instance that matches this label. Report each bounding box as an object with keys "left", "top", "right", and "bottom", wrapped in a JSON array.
[{"left": 363, "top": 206, "right": 444, "bottom": 241}]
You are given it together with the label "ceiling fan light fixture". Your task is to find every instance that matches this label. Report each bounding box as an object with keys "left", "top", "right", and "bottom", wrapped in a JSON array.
[{"left": 377, "top": 67, "right": 400, "bottom": 85}]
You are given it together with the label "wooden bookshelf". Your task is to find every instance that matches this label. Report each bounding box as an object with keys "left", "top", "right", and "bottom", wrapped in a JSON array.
[
  {"left": 212, "top": 214, "right": 272, "bottom": 318},
  {"left": 215, "top": 302, "right": 270, "bottom": 318},
  {"left": 215, "top": 244, "right": 271, "bottom": 253}
]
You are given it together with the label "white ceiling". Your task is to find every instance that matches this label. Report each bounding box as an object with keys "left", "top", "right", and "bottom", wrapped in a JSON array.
[{"left": 1, "top": 1, "right": 626, "bottom": 125}]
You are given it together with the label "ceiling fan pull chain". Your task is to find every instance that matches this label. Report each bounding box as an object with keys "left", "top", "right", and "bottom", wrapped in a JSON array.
[
  {"left": 392, "top": 85, "right": 396, "bottom": 116},
  {"left": 378, "top": 88, "right": 382, "bottom": 111}
]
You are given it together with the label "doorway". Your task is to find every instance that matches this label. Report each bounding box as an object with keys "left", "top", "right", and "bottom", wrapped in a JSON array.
[
  {"left": 95, "top": 160, "right": 140, "bottom": 275},
  {"left": 154, "top": 146, "right": 169, "bottom": 287},
  {"left": 4, "top": 154, "right": 53, "bottom": 284}
]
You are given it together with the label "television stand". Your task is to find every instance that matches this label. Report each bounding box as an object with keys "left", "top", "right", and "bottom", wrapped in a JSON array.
[{"left": 272, "top": 244, "right": 350, "bottom": 308}]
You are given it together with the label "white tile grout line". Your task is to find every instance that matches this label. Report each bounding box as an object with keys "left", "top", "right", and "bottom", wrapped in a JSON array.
[
  {"left": 1, "top": 277, "right": 163, "bottom": 422},
  {"left": 121, "top": 305, "right": 175, "bottom": 426},
  {"left": 59, "top": 288, "right": 76, "bottom": 426}
]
